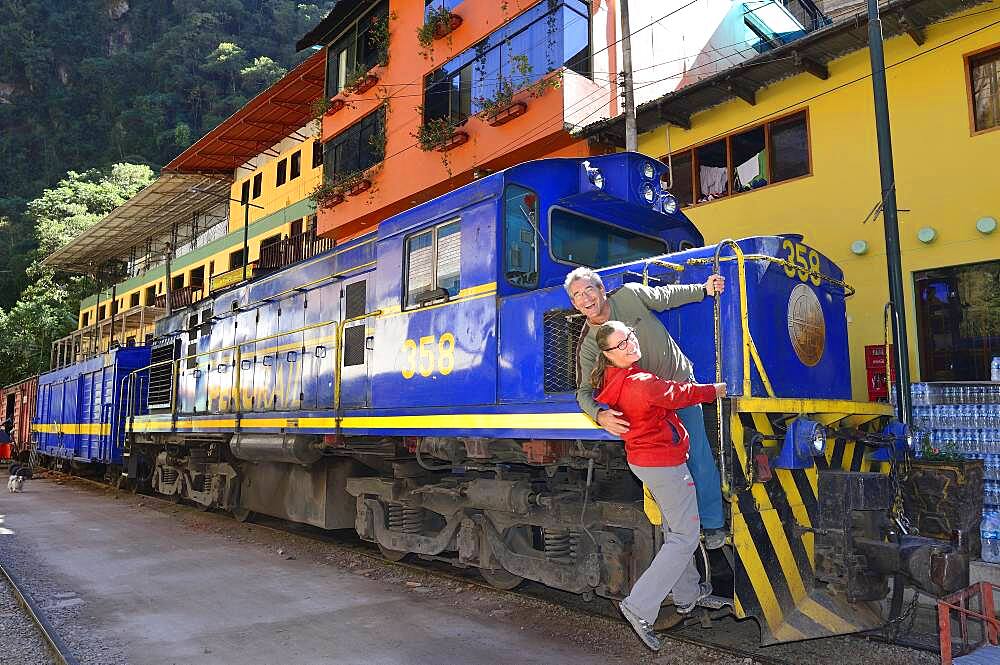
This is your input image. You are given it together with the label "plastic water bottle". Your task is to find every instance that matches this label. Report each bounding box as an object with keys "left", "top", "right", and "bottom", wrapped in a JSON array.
[
  {"left": 991, "top": 356, "right": 1000, "bottom": 382},
  {"left": 982, "top": 513, "right": 1000, "bottom": 563}
]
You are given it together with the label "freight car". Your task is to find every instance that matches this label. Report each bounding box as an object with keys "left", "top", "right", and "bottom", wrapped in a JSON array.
[
  {"left": 33, "top": 153, "right": 966, "bottom": 644},
  {"left": 1, "top": 375, "right": 37, "bottom": 462}
]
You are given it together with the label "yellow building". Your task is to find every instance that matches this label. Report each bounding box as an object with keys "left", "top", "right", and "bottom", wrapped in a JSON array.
[
  {"left": 591, "top": 0, "right": 1000, "bottom": 399},
  {"left": 43, "top": 52, "right": 327, "bottom": 367}
]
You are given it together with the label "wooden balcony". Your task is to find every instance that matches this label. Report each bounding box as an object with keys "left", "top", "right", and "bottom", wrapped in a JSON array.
[
  {"left": 257, "top": 229, "right": 334, "bottom": 272},
  {"left": 51, "top": 304, "right": 164, "bottom": 369},
  {"left": 154, "top": 285, "right": 203, "bottom": 310}
]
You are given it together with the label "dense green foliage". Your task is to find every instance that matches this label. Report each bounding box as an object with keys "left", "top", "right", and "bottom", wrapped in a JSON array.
[
  {"left": 0, "top": 164, "right": 154, "bottom": 384},
  {"left": 0, "top": 0, "right": 332, "bottom": 308}
]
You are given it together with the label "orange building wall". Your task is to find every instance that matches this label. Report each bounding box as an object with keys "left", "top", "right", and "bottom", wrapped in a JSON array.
[{"left": 316, "top": 0, "right": 612, "bottom": 241}]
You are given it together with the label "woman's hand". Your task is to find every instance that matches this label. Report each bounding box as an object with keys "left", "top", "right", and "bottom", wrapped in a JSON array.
[{"left": 713, "top": 382, "right": 727, "bottom": 398}]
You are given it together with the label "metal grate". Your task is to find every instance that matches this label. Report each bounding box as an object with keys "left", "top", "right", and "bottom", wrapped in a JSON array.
[
  {"left": 149, "top": 340, "right": 178, "bottom": 408},
  {"left": 542, "top": 308, "right": 585, "bottom": 393},
  {"left": 344, "top": 281, "right": 366, "bottom": 319},
  {"left": 343, "top": 325, "right": 366, "bottom": 366}
]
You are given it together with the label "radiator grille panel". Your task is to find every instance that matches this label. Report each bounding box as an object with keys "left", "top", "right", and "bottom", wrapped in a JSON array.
[
  {"left": 149, "top": 341, "right": 177, "bottom": 408},
  {"left": 343, "top": 325, "right": 366, "bottom": 367},
  {"left": 542, "top": 309, "right": 585, "bottom": 394}
]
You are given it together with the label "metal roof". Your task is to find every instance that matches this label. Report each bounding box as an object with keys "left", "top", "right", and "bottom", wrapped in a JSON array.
[
  {"left": 162, "top": 49, "right": 326, "bottom": 173},
  {"left": 41, "top": 172, "right": 231, "bottom": 273},
  {"left": 296, "top": 0, "right": 371, "bottom": 51},
  {"left": 583, "top": 0, "right": 987, "bottom": 144}
]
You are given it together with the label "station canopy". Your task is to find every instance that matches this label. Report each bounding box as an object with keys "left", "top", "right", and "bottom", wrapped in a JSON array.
[
  {"left": 41, "top": 172, "right": 232, "bottom": 274},
  {"left": 43, "top": 49, "right": 327, "bottom": 274}
]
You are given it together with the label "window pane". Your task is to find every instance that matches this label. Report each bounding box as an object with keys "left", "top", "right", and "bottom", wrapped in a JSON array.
[
  {"left": 551, "top": 209, "right": 666, "bottom": 267},
  {"left": 696, "top": 140, "right": 728, "bottom": 202},
  {"left": 424, "top": 70, "right": 452, "bottom": 122},
  {"left": 276, "top": 159, "right": 287, "bottom": 186},
  {"left": 562, "top": 5, "right": 590, "bottom": 76},
  {"left": 665, "top": 150, "right": 693, "bottom": 207},
  {"left": 730, "top": 126, "right": 767, "bottom": 192},
  {"left": 971, "top": 52, "right": 1000, "bottom": 131},
  {"left": 406, "top": 232, "right": 434, "bottom": 306},
  {"left": 915, "top": 261, "right": 1000, "bottom": 381},
  {"left": 770, "top": 112, "right": 809, "bottom": 182},
  {"left": 252, "top": 173, "right": 262, "bottom": 198},
  {"left": 504, "top": 185, "right": 539, "bottom": 288},
  {"left": 312, "top": 141, "right": 323, "bottom": 169},
  {"left": 290, "top": 151, "right": 301, "bottom": 179},
  {"left": 436, "top": 222, "right": 461, "bottom": 296}
]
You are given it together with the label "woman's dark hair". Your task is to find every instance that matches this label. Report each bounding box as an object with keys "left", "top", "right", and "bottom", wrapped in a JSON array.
[{"left": 590, "top": 321, "right": 624, "bottom": 389}]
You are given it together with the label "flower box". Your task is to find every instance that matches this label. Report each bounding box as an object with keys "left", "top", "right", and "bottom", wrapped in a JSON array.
[
  {"left": 349, "top": 73, "right": 379, "bottom": 95},
  {"left": 433, "top": 13, "right": 463, "bottom": 40},
  {"left": 435, "top": 130, "right": 469, "bottom": 152},
  {"left": 485, "top": 101, "right": 528, "bottom": 127},
  {"left": 326, "top": 98, "right": 346, "bottom": 115},
  {"left": 346, "top": 179, "right": 372, "bottom": 196},
  {"left": 323, "top": 193, "right": 345, "bottom": 208}
]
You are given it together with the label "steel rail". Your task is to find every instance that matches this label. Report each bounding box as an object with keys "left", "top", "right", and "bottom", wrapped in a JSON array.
[{"left": 0, "top": 556, "right": 80, "bottom": 665}]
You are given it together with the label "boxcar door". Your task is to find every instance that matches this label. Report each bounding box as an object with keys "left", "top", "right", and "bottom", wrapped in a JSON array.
[
  {"left": 338, "top": 275, "right": 372, "bottom": 409},
  {"left": 209, "top": 313, "right": 236, "bottom": 414},
  {"left": 177, "top": 313, "right": 199, "bottom": 414},
  {"left": 252, "top": 302, "right": 278, "bottom": 412},
  {"left": 234, "top": 307, "right": 259, "bottom": 416},
  {"left": 301, "top": 281, "right": 338, "bottom": 411}
]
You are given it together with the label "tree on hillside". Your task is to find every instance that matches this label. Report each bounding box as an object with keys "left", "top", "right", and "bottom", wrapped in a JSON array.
[
  {"left": 0, "top": 163, "right": 155, "bottom": 384},
  {"left": 28, "top": 163, "right": 154, "bottom": 254}
]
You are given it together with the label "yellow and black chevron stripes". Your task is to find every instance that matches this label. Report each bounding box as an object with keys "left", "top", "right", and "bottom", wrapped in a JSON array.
[{"left": 728, "top": 399, "right": 892, "bottom": 644}]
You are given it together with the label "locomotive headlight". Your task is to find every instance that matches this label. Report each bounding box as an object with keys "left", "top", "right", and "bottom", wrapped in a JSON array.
[
  {"left": 643, "top": 162, "right": 655, "bottom": 179},
  {"left": 775, "top": 417, "right": 826, "bottom": 469},
  {"left": 581, "top": 161, "right": 605, "bottom": 190},
  {"left": 642, "top": 183, "right": 655, "bottom": 203},
  {"left": 870, "top": 421, "right": 912, "bottom": 462},
  {"left": 661, "top": 194, "right": 678, "bottom": 215}
]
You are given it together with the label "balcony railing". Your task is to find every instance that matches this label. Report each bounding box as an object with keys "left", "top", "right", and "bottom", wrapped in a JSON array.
[
  {"left": 209, "top": 263, "right": 256, "bottom": 292},
  {"left": 50, "top": 304, "right": 165, "bottom": 369},
  {"left": 154, "top": 285, "right": 203, "bottom": 310},
  {"left": 258, "top": 229, "right": 334, "bottom": 272}
]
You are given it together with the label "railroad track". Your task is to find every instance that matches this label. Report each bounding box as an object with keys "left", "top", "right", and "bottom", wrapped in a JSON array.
[
  {"left": 0, "top": 556, "right": 80, "bottom": 665},
  {"left": 33, "top": 469, "right": 929, "bottom": 665}
]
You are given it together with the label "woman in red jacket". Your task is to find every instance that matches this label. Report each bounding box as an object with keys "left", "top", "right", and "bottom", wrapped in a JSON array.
[{"left": 592, "top": 320, "right": 726, "bottom": 651}]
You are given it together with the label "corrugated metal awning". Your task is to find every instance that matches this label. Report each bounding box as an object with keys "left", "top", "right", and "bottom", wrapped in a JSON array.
[{"left": 41, "top": 172, "right": 232, "bottom": 274}]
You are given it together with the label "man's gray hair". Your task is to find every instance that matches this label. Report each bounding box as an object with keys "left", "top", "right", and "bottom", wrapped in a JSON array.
[{"left": 563, "top": 267, "right": 604, "bottom": 297}]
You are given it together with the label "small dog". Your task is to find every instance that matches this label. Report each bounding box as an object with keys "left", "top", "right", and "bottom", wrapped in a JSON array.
[{"left": 7, "top": 475, "right": 24, "bottom": 493}]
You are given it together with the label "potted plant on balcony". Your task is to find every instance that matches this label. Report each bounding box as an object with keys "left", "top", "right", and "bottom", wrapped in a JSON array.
[
  {"left": 417, "top": 5, "right": 462, "bottom": 53},
  {"left": 475, "top": 55, "right": 562, "bottom": 127},
  {"left": 414, "top": 116, "right": 468, "bottom": 153},
  {"left": 345, "top": 63, "right": 380, "bottom": 95}
]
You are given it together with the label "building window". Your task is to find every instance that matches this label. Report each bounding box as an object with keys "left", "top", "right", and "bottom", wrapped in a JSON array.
[
  {"left": 312, "top": 141, "right": 324, "bottom": 169},
  {"left": 914, "top": 260, "right": 1000, "bottom": 381},
  {"left": 82, "top": 312, "right": 90, "bottom": 326},
  {"left": 145, "top": 285, "right": 157, "bottom": 305},
  {"left": 423, "top": 0, "right": 590, "bottom": 124},
  {"left": 404, "top": 219, "right": 461, "bottom": 308},
  {"left": 241, "top": 180, "right": 251, "bottom": 204},
  {"left": 324, "top": 1, "right": 390, "bottom": 98},
  {"left": 130, "top": 292, "right": 140, "bottom": 308},
  {"left": 969, "top": 45, "right": 1000, "bottom": 132},
  {"left": 252, "top": 173, "right": 262, "bottom": 199},
  {"left": 229, "top": 248, "right": 246, "bottom": 269},
  {"left": 503, "top": 185, "right": 539, "bottom": 289},
  {"left": 98, "top": 304, "right": 106, "bottom": 320},
  {"left": 323, "top": 107, "right": 386, "bottom": 179},
  {"left": 290, "top": 151, "right": 301, "bottom": 179},
  {"left": 276, "top": 159, "right": 287, "bottom": 186},
  {"left": 663, "top": 110, "right": 810, "bottom": 207}
]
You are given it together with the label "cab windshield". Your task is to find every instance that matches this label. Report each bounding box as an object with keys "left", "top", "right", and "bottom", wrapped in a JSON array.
[{"left": 550, "top": 208, "right": 667, "bottom": 267}]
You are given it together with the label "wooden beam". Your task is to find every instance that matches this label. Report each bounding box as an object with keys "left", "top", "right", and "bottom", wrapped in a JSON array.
[
  {"left": 655, "top": 104, "right": 691, "bottom": 130},
  {"left": 899, "top": 10, "right": 926, "bottom": 46},
  {"left": 715, "top": 79, "right": 756, "bottom": 106},
  {"left": 794, "top": 52, "right": 829, "bottom": 80}
]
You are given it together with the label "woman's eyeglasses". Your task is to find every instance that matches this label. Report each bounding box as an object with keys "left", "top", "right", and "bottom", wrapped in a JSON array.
[{"left": 601, "top": 329, "right": 636, "bottom": 352}]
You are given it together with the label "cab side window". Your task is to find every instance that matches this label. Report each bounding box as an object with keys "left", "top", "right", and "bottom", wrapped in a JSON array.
[
  {"left": 503, "top": 185, "right": 539, "bottom": 289},
  {"left": 404, "top": 219, "right": 461, "bottom": 308}
]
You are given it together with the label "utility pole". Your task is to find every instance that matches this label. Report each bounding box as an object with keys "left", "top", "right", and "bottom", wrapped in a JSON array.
[
  {"left": 164, "top": 242, "right": 173, "bottom": 318},
  {"left": 867, "top": 0, "right": 912, "bottom": 424},
  {"left": 620, "top": 0, "right": 638, "bottom": 151}
]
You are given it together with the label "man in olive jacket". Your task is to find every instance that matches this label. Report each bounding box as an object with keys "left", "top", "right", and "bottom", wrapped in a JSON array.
[{"left": 566, "top": 266, "right": 726, "bottom": 548}]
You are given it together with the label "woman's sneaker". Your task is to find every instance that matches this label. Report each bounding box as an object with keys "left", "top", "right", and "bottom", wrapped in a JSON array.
[
  {"left": 619, "top": 602, "right": 661, "bottom": 651},
  {"left": 675, "top": 582, "right": 713, "bottom": 615}
]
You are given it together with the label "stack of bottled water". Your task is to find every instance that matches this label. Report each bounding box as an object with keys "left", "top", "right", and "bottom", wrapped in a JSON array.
[
  {"left": 982, "top": 511, "right": 1000, "bottom": 564},
  {"left": 909, "top": 377, "right": 1000, "bottom": 515}
]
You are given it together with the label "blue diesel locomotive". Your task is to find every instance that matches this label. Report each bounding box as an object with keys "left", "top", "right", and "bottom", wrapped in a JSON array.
[{"left": 33, "top": 153, "right": 965, "bottom": 644}]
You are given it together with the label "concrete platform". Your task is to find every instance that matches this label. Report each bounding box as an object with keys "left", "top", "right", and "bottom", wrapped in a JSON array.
[{"left": 0, "top": 477, "right": 614, "bottom": 665}]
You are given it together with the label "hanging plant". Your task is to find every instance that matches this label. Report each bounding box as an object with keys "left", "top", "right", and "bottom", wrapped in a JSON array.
[
  {"left": 367, "top": 11, "right": 397, "bottom": 68},
  {"left": 417, "top": 6, "right": 462, "bottom": 52},
  {"left": 475, "top": 54, "right": 562, "bottom": 126},
  {"left": 345, "top": 63, "right": 380, "bottom": 95},
  {"left": 413, "top": 115, "right": 466, "bottom": 152},
  {"left": 310, "top": 170, "right": 369, "bottom": 209}
]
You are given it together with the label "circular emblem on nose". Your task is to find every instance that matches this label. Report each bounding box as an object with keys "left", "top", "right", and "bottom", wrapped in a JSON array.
[{"left": 787, "top": 283, "right": 825, "bottom": 367}]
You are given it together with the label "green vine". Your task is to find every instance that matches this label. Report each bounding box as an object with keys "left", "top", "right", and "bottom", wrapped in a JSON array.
[
  {"left": 309, "top": 96, "right": 332, "bottom": 133},
  {"left": 367, "top": 11, "right": 397, "bottom": 67},
  {"left": 309, "top": 170, "right": 368, "bottom": 210},
  {"left": 413, "top": 115, "right": 461, "bottom": 152},
  {"left": 475, "top": 54, "right": 562, "bottom": 120},
  {"left": 417, "top": 5, "right": 457, "bottom": 54}
]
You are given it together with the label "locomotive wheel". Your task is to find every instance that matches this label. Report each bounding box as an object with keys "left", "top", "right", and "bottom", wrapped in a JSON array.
[
  {"left": 479, "top": 567, "right": 524, "bottom": 591},
  {"left": 378, "top": 543, "right": 409, "bottom": 562}
]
